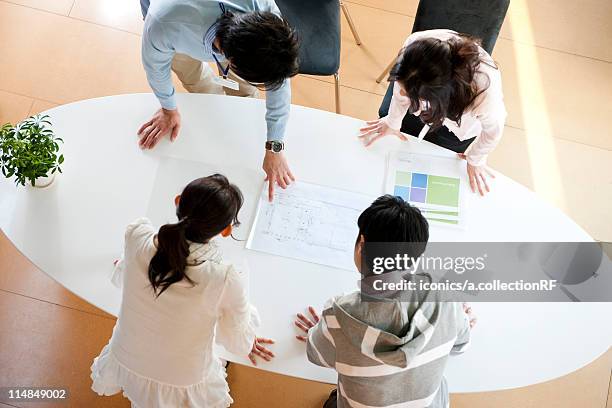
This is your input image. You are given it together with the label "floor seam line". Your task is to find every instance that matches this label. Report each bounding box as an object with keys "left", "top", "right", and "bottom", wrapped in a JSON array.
[
  {"left": 0, "top": 0, "right": 141, "bottom": 37},
  {"left": 0, "top": 0, "right": 69, "bottom": 17},
  {"left": 0, "top": 89, "right": 63, "bottom": 106},
  {"left": 300, "top": 75, "right": 388, "bottom": 96},
  {"left": 25, "top": 99, "right": 35, "bottom": 117},
  {"left": 343, "top": 0, "right": 415, "bottom": 17},
  {"left": 549, "top": 137, "right": 612, "bottom": 152},
  {"left": 0, "top": 288, "right": 116, "bottom": 320},
  {"left": 605, "top": 368, "right": 611, "bottom": 408},
  {"left": 497, "top": 37, "right": 612, "bottom": 64},
  {"left": 66, "top": 15, "right": 141, "bottom": 37}
]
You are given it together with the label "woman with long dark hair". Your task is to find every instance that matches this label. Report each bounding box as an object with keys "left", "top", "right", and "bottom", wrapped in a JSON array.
[
  {"left": 359, "top": 29, "right": 507, "bottom": 195},
  {"left": 91, "top": 174, "right": 274, "bottom": 408}
]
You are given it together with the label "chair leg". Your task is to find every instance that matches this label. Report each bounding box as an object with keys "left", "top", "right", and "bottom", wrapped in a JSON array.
[
  {"left": 376, "top": 58, "right": 396, "bottom": 84},
  {"left": 340, "top": 1, "right": 362, "bottom": 46},
  {"left": 334, "top": 72, "right": 341, "bottom": 114}
]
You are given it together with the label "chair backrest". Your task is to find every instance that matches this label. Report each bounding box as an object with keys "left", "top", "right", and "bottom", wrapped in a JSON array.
[
  {"left": 140, "top": 0, "right": 149, "bottom": 19},
  {"left": 275, "top": 0, "right": 341, "bottom": 75},
  {"left": 412, "top": 0, "right": 510, "bottom": 54}
]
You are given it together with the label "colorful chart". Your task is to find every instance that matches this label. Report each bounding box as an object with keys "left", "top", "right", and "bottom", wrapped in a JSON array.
[
  {"left": 393, "top": 171, "right": 460, "bottom": 206},
  {"left": 385, "top": 152, "right": 467, "bottom": 228},
  {"left": 392, "top": 171, "right": 461, "bottom": 225}
]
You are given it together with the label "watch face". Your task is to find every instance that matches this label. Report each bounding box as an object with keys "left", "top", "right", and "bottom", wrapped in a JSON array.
[{"left": 268, "top": 141, "right": 283, "bottom": 153}]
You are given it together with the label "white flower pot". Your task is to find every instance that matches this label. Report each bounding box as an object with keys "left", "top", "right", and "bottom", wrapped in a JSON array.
[{"left": 32, "top": 172, "right": 56, "bottom": 188}]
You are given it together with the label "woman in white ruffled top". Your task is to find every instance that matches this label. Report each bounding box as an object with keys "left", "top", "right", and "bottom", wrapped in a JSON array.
[{"left": 91, "top": 174, "right": 274, "bottom": 408}]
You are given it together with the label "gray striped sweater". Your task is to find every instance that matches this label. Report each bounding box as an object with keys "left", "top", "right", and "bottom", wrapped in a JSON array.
[{"left": 306, "top": 289, "right": 471, "bottom": 408}]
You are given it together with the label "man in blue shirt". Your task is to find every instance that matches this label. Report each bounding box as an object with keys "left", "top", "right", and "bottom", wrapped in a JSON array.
[{"left": 138, "top": 0, "right": 299, "bottom": 200}]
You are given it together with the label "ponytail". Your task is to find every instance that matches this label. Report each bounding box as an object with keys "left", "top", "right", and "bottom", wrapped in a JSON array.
[
  {"left": 148, "top": 219, "right": 194, "bottom": 297},
  {"left": 146, "top": 174, "right": 244, "bottom": 297}
]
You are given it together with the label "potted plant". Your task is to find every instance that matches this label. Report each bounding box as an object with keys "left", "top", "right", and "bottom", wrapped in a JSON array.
[{"left": 0, "top": 114, "right": 64, "bottom": 188}]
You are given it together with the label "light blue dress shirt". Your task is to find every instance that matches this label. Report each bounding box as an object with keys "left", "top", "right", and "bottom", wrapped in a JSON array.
[{"left": 141, "top": 0, "right": 291, "bottom": 141}]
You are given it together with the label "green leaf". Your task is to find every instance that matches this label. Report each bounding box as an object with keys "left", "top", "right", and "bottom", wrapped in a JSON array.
[{"left": 0, "top": 114, "right": 61, "bottom": 187}]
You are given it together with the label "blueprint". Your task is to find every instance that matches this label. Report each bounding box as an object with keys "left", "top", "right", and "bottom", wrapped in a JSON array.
[{"left": 246, "top": 181, "right": 375, "bottom": 271}]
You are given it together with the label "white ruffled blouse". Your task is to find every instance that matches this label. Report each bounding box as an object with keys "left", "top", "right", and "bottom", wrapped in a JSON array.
[{"left": 91, "top": 218, "right": 259, "bottom": 408}]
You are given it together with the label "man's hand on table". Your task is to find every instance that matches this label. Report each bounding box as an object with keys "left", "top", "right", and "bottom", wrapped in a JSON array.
[
  {"left": 248, "top": 337, "right": 275, "bottom": 366},
  {"left": 137, "top": 108, "right": 181, "bottom": 149},
  {"left": 294, "top": 306, "right": 320, "bottom": 342},
  {"left": 263, "top": 150, "right": 295, "bottom": 202}
]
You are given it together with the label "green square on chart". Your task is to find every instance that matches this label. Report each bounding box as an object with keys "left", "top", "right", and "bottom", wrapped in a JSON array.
[
  {"left": 427, "top": 217, "right": 459, "bottom": 225},
  {"left": 426, "top": 175, "right": 460, "bottom": 207},
  {"left": 395, "top": 171, "right": 412, "bottom": 186}
]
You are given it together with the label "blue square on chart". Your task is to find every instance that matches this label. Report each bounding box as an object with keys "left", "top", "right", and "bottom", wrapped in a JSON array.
[
  {"left": 411, "top": 173, "right": 428, "bottom": 188},
  {"left": 394, "top": 185, "right": 410, "bottom": 201}
]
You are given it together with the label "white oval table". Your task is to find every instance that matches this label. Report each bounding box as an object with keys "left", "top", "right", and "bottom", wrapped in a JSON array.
[{"left": 0, "top": 94, "right": 610, "bottom": 393}]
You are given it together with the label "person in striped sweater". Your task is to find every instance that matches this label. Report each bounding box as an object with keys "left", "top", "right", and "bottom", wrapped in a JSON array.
[{"left": 294, "top": 195, "right": 476, "bottom": 408}]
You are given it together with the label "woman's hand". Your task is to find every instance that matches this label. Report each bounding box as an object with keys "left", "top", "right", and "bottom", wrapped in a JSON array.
[
  {"left": 248, "top": 337, "right": 275, "bottom": 366},
  {"left": 458, "top": 154, "right": 496, "bottom": 196},
  {"left": 294, "top": 306, "right": 320, "bottom": 342},
  {"left": 358, "top": 119, "right": 407, "bottom": 147}
]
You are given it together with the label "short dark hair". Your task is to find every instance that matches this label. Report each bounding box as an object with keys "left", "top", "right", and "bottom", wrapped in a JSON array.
[
  {"left": 217, "top": 11, "right": 299, "bottom": 91},
  {"left": 389, "top": 35, "right": 492, "bottom": 130},
  {"left": 357, "top": 195, "right": 429, "bottom": 270},
  {"left": 358, "top": 194, "right": 429, "bottom": 243}
]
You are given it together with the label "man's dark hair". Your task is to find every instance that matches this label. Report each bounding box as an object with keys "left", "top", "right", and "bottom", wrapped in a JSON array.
[
  {"left": 217, "top": 11, "right": 299, "bottom": 91},
  {"left": 358, "top": 195, "right": 429, "bottom": 274},
  {"left": 358, "top": 195, "right": 429, "bottom": 243}
]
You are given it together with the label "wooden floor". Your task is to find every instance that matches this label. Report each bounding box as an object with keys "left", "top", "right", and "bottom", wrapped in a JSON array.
[{"left": 0, "top": 0, "right": 611, "bottom": 406}]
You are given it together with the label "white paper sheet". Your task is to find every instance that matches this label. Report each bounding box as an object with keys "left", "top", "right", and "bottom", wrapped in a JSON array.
[{"left": 246, "top": 181, "right": 375, "bottom": 271}]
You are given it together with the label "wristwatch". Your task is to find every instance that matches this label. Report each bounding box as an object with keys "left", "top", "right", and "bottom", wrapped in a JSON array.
[{"left": 265, "top": 140, "right": 284, "bottom": 153}]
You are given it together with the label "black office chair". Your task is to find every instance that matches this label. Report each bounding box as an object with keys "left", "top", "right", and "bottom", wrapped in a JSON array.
[
  {"left": 378, "top": 0, "right": 510, "bottom": 118},
  {"left": 276, "top": 0, "right": 356, "bottom": 114}
]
